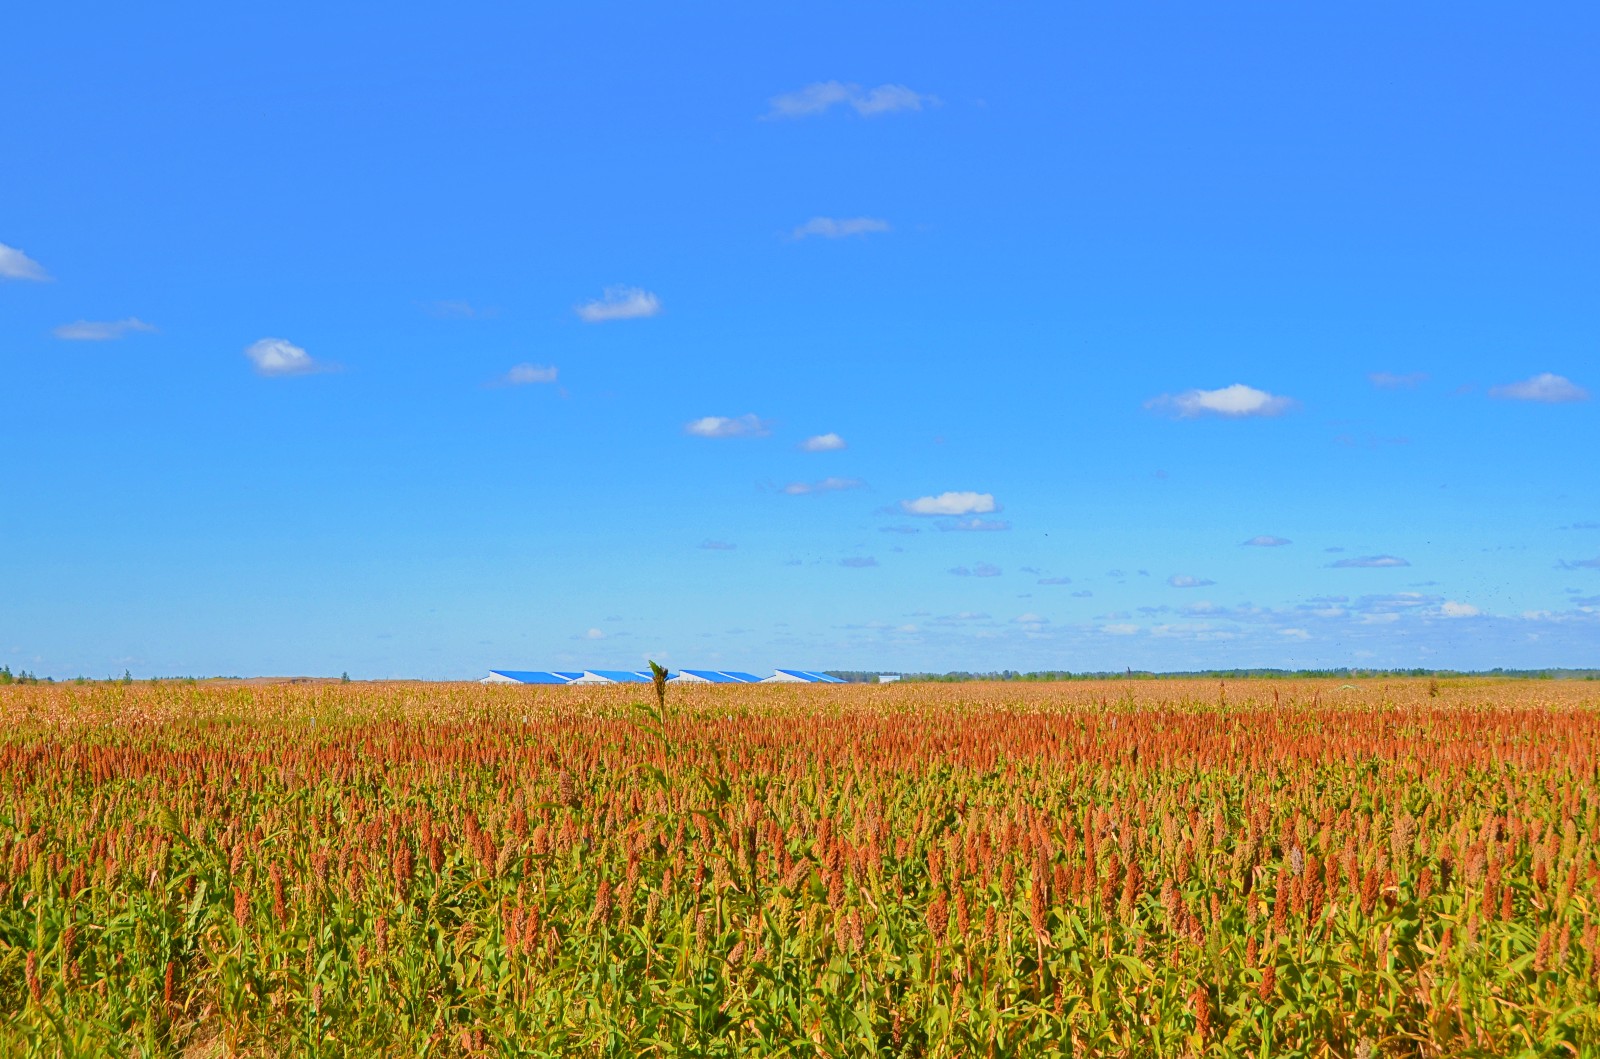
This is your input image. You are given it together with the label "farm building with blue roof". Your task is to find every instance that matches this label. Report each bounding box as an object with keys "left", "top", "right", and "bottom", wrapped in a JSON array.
[{"left": 481, "top": 668, "right": 844, "bottom": 685}]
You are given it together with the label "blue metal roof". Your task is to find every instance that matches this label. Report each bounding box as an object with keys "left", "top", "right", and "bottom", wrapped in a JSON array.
[
  {"left": 555, "top": 671, "right": 586, "bottom": 680},
  {"left": 718, "top": 671, "right": 762, "bottom": 683},
  {"left": 489, "top": 670, "right": 573, "bottom": 685},
  {"left": 769, "top": 670, "right": 848, "bottom": 683},
  {"left": 586, "top": 670, "right": 652, "bottom": 684},
  {"left": 682, "top": 669, "right": 740, "bottom": 683}
]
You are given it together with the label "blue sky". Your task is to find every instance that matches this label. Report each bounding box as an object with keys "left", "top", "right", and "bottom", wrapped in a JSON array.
[{"left": 3, "top": 3, "right": 1597, "bottom": 678}]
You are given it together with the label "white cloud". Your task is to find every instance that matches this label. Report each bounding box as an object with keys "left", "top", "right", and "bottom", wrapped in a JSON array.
[
  {"left": 699, "top": 539, "right": 737, "bottom": 551},
  {"left": 854, "top": 84, "right": 931, "bottom": 115},
  {"left": 1488, "top": 373, "right": 1588, "bottom": 403},
  {"left": 1353, "top": 592, "right": 1434, "bottom": 612},
  {"left": 1146, "top": 383, "right": 1295, "bottom": 418},
  {"left": 939, "top": 517, "right": 1011, "bottom": 532},
  {"left": 765, "top": 81, "right": 935, "bottom": 119},
  {"left": 499, "top": 363, "right": 558, "bottom": 386},
  {"left": 53, "top": 317, "right": 157, "bottom": 341},
  {"left": 684, "top": 414, "right": 770, "bottom": 439},
  {"left": 900, "top": 491, "right": 997, "bottom": 517},
  {"left": 1149, "top": 622, "right": 1237, "bottom": 642},
  {"left": 784, "top": 477, "right": 864, "bottom": 495},
  {"left": 1013, "top": 613, "right": 1048, "bottom": 625},
  {"left": 792, "top": 217, "right": 891, "bottom": 240},
  {"left": 1440, "top": 601, "right": 1481, "bottom": 618},
  {"left": 766, "top": 81, "right": 853, "bottom": 117},
  {"left": 1102, "top": 623, "right": 1140, "bottom": 636},
  {"left": 575, "top": 286, "right": 661, "bottom": 323},
  {"left": 585, "top": 628, "right": 606, "bottom": 640},
  {"left": 800, "top": 432, "right": 847, "bottom": 452},
  {"left": 1279, "top": 628, "right": 1312, "bottom": 640},
  {"left": 1369, "top": 372, "right": 1427, "bottom": 389},
  {"left": 1242, "top": 535, "right": 1292, "bottom": 547},
  {"left": 245, "top": 337, "right": 324, "bottom": 377},
  {"left": 949, "top": 562, "right": 1002, "bottom": 578},
  {"left": 1329, "top": 555, "right": 1410, "bottom": 568},
  {"left": 1168, "top": 574, "right": 1216, "bottom": 588},
  {"left": 0, "top": 241, "right": 49, "bottom": 281}
]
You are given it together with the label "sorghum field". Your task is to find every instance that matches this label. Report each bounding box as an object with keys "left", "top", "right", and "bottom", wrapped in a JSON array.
[{"left": 2, "top": 679, "right": 1598, "bottom": 1057}]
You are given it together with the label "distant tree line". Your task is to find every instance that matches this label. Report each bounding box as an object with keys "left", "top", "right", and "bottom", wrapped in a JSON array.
[
  {"left": 896, "top": 667, "right": 1600, "bottom": 683},
  {"left": 0, "top": 668, "right": 223, "bottom": 686}
]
